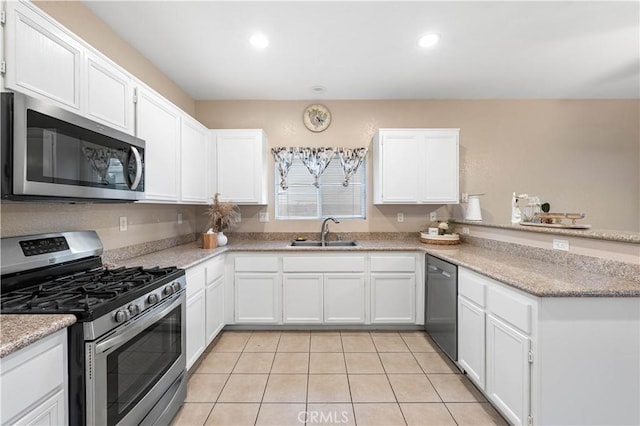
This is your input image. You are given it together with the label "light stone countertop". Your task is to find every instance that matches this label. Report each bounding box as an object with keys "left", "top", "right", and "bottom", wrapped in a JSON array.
[
  {"left": 117, "top": 239, "right": 640, "bottom": 298},
  {"left": 0, "top": 314, "right": 76, "bottom": 358}
]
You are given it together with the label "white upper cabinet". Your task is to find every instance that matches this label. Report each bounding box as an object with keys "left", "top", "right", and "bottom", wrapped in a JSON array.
[
  {"left": 180, "top": 116, "right": 209, "bottom": 204},
  {"left": 373, "top": 129, "right": 459, "bottom": 204},
  {"left": 209, "top": 130, "right": 268, "bottom": 204},
  {"left": 84, "top": 51, "right": 134, "bottom": 134},
  {"left": 136, "top": 86, "right": 181, "bottom": 201},
  {"left": 4, "top": 1, "right": 82, "bottom": 111}
]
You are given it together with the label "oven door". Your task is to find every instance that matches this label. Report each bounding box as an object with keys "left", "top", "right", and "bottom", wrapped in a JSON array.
[{"left": 86, "top": 291, "right": 186, "bottom": 426}]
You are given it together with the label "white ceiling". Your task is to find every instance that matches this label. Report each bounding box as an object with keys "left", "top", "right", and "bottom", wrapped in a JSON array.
[{"left": 82, "top": 1, "right": 640, "bottom": 100}]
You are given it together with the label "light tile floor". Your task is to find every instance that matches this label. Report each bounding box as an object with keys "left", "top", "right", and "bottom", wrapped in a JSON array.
[{"left": 172, "top": 331, "right": 507, "bottom": 426}]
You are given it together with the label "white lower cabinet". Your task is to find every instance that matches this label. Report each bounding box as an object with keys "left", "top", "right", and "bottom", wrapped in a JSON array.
[
  {"left": 186, "top": 264, "right": 206, "bottom": 370},
  {"left": 370, "top": 273, "right": 416, "bottom": 323},
  {"left": 235, "top": 274, "right": 280, "bottom": 323},
  {"left": 281, "top": 255, "right": 367, "bottom": 325},
  {"left": 1, "top": 330, "right": 68, "bottom": 425},
  {"left": 457, "top": 296, "right": 485, "bottom": 388},
  {"left": 283, "top": 274, "right": 324, "bottom": 324},
  {"left": 205, "top": 276, "right": 225, "bottom": 345},
  {"left": 324, "top": 274, "right": 366, "bottom": 323},
  {"left": 186, "top": 256, "right": 226, "bottom": 369},
  {"left": 486, "top": 313, "right": 531, "bottom": 426},
  {"left": 457, "top": 267, "right": 533, "bottom": 426}
]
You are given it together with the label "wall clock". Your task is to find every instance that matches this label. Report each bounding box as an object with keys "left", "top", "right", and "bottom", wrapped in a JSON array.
[{"left": 303, "top": 104, "right": 331, "bottom": 132}]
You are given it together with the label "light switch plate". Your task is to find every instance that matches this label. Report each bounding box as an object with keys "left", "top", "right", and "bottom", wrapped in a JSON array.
[
  {"left": 259, "top": 212, "right": 269, "bottom": 222},
  {"left": 430, "top": 212, "right": 437, "bottom": 221},
  {"left": 397, "top": 212, "right": 404, "bottom": 222}
]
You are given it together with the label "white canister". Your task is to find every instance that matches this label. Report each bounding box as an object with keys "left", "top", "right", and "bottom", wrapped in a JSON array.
[{"left": 465, "top": 194, "right": 483, "bottom": 221}]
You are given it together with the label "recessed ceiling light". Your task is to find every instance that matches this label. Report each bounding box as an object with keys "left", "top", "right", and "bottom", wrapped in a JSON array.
[
  {"left": 311, "top": 86, "right": 326, "bottom": 94},
  {"left": 418, "top": 33, "right": 440, "bottom": 48},
  {"left": 250, "top": 33, "right": 269, "bottom": 49}
]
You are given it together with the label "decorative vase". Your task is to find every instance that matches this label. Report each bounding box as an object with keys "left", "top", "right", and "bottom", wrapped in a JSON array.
[{"left": 217, "top": 231, "right": 228, "bottom": 247}]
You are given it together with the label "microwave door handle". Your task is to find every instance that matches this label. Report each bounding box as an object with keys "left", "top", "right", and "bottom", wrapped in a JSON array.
[
  {"left": 95, "top": 293, "right": 182, "bottom": 355},
  {"left": 123, "top": 146, "right": 143, "bottom": 190}
]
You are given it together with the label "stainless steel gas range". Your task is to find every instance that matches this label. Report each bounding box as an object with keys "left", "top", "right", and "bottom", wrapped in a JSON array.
[{"left": 0, "top": 231, "right": 187, "bottom": 426}]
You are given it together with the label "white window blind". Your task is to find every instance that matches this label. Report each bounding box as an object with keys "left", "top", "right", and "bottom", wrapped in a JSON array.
[{"left": 275, "top": 158, "right": 366, "bottom": 220}]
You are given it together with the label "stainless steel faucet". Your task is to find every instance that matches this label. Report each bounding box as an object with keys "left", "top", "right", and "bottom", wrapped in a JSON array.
[{"left": 320, "top": 217, "right": 340, "bottom": 246}]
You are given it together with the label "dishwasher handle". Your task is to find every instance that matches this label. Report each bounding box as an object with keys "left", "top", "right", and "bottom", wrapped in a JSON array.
[{"left": 428, "top": 264, "right": 452, "bottom": 278}]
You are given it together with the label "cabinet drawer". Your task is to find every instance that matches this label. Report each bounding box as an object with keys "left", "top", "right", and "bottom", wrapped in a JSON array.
[
  {"left": 235, "top": 256, "right": 279, "bottom": 272},
  {"left": 206, "top": 256, "right": 225, "bottom": 284},
  {"left": 487, "top": 286, "right": 532, "bottom": 334},
  {"left": 186, "top": 264, "right": 205, "bottom": 297},
  {"left": 370, "top": 255, "right": 416, "bottom": 272},
  {"left": 283, "top": 256, "right": 365, "bottom": 272},
  {"left": 458, "top": 268, "right": 487, "bottom": 307}
]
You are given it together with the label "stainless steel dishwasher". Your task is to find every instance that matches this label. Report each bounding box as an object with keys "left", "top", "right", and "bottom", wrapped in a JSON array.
[{"left": 425, "top": 255, "right": 458, "bottom": 361}]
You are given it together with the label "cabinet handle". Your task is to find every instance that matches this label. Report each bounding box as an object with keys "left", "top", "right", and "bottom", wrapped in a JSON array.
[{"left": 441, "top": 271, "right": 451, "bottom": 278}]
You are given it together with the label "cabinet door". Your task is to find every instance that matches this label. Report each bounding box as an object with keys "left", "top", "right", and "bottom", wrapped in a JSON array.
[
  {"left": 84, "top": 51, "right": 134, "bottom": 134},
  {"left": 378, "top": 132, "right": 420, "bottom": 203},
  {"left": 486, "top": 313, "right": 531, "bottom": 426},
  {"left": 458, "top": 296, "right": 486, "bottom": 389},
  {"left": 5, "top": 1, "right": 82, "bottom": 111},
  {"left": 186, "top": 290, "right": 206, "bottom": 370},
  {"left": 283, "top": 274, "right": 323, "bottom": 324},
  {"left": 324, "top": 274, "right": 366, "bottom": 323},
  {"left": 205, "top": 276, "right": 225, "bottom": 345},
  {"left": 180, "top": 116, "right": 209, "bottom": 203},
  {"left": 214, "top": 131, "right": 267, "bottom": 204},
  {"left": 136, "top": 87, "right": 181, "bottom": 201},
  {"left": 422, "top": 131, "right": 459, "bottom": 203},
  {"left": 10, "top": 388, "right": 65, "bottom": 426},
  {"left": 370, "top": 273, "right": 416, "bottom": 323},
  {"left": 235, "top": 273, "right": 280, "bottom": 323}
]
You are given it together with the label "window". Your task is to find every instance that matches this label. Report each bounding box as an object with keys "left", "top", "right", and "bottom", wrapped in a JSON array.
[{"left": 275, "top": 158, "right": 366, "bottom": 220}]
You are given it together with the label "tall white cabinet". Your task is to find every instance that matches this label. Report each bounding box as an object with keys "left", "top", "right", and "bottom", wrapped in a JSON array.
[
  {"left": 373, "top": 128, "right": 459, "bottom": 204},
  {"left": 180, "top": 116, "right": 209, "bottom": 204},
  {"left": 209, "top": 130, "right": 268, "bottom": 204},
  {"left": 135, "top": 86, "right": 181, "bottom": 202}
]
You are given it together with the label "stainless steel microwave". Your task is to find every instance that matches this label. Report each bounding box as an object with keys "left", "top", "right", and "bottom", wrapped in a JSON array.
[{"left": 1, "top": 92, "right": 145, "bottom": 202}]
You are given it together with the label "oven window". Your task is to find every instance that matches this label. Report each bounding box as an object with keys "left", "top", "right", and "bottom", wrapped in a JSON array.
[{"left": 106, "top": 305, "right": 181, "bottom": 425}]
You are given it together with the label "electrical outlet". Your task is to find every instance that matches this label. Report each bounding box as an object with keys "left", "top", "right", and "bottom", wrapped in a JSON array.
[
  {"left": 259, "top": 212, "right": 269, "bottom": 222},
  {"left": 430, "top": 211, "right": 437, "bottom": 221},
  {"left": 462, "top": 227, "right": 470, "bottom": 235},
  {"left": 177, "top": 213, "right": 183, "bottom": 225},
  {"left": 461, "top": 192, "right": 469, "bottom": 203},
  {"left": 235, "top": 213, "right": 242, "bottom": 223},
  {"left": 397, "top": 212, "right": 404, "bottom": 222},
  {"left": 119, "top": 216, "right": 127, "bottom": 232},
  {"left": 553, "top": 239, "right": 570, "bottom": 251}
]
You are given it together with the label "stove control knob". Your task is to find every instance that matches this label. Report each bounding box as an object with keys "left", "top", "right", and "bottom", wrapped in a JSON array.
[
  {"left": 171, "top": 282, "right": 182, "bottom": 292},
  {"left": 163, "top": 285, "right": 174, "bottom": 296},
  {"left": 147, "top": 293, "right": 159, "bottom": 305},
  {"left": 115, "top": 309, "right": 130, "bottom": 323},
  {"left": 128, "top": 304, "right": 141, "bottom": 316}
]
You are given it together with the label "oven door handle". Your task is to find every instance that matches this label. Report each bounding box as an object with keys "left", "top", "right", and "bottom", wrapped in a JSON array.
[{"left": 95, "top": 292, "right": 183, "bottom": 355}]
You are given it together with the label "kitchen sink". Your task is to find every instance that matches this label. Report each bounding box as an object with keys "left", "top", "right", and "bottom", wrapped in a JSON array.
[{"left": 289, "top": 240, "right": 359, "bottom": 247}]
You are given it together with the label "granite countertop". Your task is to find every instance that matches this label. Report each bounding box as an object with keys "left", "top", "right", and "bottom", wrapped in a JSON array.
[
  {"left": 0, "top": 314, "right": 76, "bottom": 358},
  {"left": 117, "top": 239, "right": 640, "bottom": 298}
]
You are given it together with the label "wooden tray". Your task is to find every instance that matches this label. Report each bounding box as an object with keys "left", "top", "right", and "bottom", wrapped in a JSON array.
[{"left": 420, "top": 232, "right": 461, "bottom": 245}]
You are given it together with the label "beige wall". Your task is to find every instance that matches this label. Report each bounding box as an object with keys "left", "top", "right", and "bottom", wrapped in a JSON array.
[
  {"left": 0, "top": 202, "right": 198, "bottom": 251},
  {"left": 34, "top": 1, "right": 195, "bottom": 116},
  {"left": 196, "top": 100, "right": 640, "bottom": 233}
]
